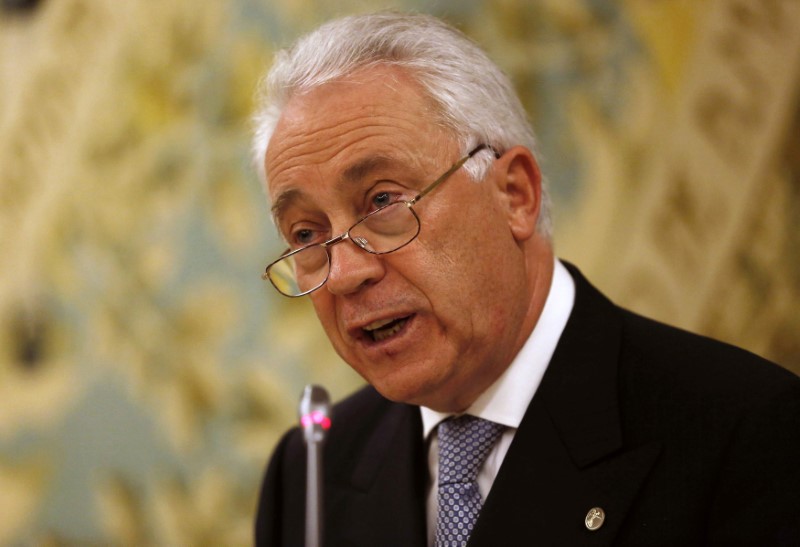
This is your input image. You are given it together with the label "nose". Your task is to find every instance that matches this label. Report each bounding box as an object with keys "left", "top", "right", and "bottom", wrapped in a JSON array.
[{"left": 325, "top": 237, "right": 386, "bottom": 295}]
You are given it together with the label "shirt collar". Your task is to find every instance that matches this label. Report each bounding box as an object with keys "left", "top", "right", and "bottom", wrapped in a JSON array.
[{"left": 421, "top": 258, "right": 576, "bottom": 437}]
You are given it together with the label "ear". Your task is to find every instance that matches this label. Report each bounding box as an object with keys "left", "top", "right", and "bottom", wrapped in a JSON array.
[{"left": 492, "top": 146, "right": 542, "bottom": 242}]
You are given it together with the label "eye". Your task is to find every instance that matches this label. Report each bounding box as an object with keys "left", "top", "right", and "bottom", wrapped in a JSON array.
[
  {"left": 370, "top": 191, "right": 402, "bottom": 211},
  {"left": 288, "top": 225, "right": 327, "bottom": 248}
]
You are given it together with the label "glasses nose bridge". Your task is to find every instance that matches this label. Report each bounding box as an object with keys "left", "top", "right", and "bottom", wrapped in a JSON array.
[
  {"left": 322, "top": 229, "right": 360, "bottom": 253},
  {"left": 322, "top": 231, "right": 348, "bottom": 250},
  {"left": 323, "top": 218, "right": 374, "bottom": 255}
]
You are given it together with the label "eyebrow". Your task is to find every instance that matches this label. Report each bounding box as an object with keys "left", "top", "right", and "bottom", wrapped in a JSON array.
[
  {"left": 270, "top": 154, "right": 406, "bottom": 224},
  {"left": 341, "top": 155, "right": 399, "bottom": 184},
  {"left": 270, "top": 188, "right": 302, "bottom": 225}
]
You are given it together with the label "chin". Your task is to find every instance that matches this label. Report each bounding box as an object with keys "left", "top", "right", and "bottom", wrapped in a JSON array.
[
  {"left": 372, "top": 370, "right": 458, "bottom": 409},
  {"left": 370, "top": 380, "right": 422, "bottom": 404},
  {"left": 366, "top": 372, "right": 434, "bottom": 405},
  {"left": 347, "top": 350, "right": 457, "bottom": 406}
]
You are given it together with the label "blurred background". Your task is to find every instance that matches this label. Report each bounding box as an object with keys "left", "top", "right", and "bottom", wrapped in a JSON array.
[{"left": 1, "top": 0, "right": 798, "bottom": 544}]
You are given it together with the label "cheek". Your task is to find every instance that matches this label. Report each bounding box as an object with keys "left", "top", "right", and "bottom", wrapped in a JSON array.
[
  {"left": 419, "top": 198, "right": 510, "bottom": 285},
  {"left": 417, "top": 199, "right": 522, "bottom": 324},
  {"left": 411, "top": 230, "right": 504, "bottom": 329},
  {"left": 310, "top": 295, "right": 341, "bottom": 342}
]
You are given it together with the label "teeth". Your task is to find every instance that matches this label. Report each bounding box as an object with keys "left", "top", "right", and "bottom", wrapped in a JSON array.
[
  {"left": 362, "top": 316, "right": 409, "bottom": 342},
  {"left": 372, "top": 319, "right": 406, "bottom": 342},
  {"left": 364, "top": 317, "right": 396, "bottom": 331}
]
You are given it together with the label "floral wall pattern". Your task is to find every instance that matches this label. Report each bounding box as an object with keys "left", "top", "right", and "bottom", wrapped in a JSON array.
[{"left": 0, "top": 0, "right": 797, "bottom": 544}]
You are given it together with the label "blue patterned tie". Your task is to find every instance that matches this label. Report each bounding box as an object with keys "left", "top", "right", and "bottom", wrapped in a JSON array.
[{"left": 434, "top": 415, "right": 506, "bottom": 547}]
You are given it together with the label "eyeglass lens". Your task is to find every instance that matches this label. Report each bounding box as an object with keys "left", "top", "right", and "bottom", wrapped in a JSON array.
[{"left": 266, "top": 201, "right": 420, "bottom": 296}]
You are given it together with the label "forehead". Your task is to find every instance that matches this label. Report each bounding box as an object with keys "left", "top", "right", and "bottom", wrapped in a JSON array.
[{"left": 264, "top": 65, "right": 454, "bottom": 209}]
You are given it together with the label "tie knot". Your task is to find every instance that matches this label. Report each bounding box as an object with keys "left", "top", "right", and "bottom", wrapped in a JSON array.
[{"left": 437, "top": 415, "right": 506, "bottom": 486}]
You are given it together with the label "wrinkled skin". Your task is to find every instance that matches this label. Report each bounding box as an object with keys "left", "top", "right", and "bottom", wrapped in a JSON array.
[{"left": 265, "top": 65, "right": 553, "bottom": 412}]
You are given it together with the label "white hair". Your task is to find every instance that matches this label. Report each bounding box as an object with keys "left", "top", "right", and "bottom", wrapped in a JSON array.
[{"left": 251, "top": 11, "right": 552, "bottom": 238}]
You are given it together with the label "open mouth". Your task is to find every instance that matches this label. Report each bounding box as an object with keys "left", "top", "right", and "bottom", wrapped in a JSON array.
[{"left": 362, "top": 315, "right": 412, "bottom": 343}]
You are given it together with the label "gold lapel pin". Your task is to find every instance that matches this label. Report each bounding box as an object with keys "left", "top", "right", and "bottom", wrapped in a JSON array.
[{"left": 585, "top": 507, "right": 605, "bottom": 531}]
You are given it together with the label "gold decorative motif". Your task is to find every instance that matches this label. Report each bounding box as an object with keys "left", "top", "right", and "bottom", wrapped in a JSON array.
[{"left": 0, "top": 1, "right": 797, "bottom": 544}]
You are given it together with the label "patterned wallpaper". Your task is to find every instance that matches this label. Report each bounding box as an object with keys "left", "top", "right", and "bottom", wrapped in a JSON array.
[{"left": 0, "top": 0, "right": 797, "bottom": 544}]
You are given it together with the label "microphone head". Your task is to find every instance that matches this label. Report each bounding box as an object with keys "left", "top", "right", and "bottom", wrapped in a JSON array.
[{"left": 299, "top": 384, "right": 331, "bottom": 444}]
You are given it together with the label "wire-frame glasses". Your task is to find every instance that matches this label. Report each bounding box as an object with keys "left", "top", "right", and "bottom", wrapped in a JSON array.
[{"left": 263, "top": 144, "right": 497, "bottom": 297}]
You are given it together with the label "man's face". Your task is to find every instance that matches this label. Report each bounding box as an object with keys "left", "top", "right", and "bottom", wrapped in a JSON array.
[{"left": 265, "top": 66, "right": 540, "bottom": 412}]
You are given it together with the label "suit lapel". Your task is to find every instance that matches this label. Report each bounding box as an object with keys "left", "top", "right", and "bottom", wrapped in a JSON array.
[
  {"left": 328, "top": 399, "right": 428, "bottom": 547},
  {"left": 469, "top": 264, "right": 661, "bottom": 545}
]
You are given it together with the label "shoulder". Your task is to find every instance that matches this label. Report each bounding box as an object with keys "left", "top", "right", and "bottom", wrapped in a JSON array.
[
  {"left": 611, "top": 306, "right": 800, "bottom": 485},
  {"left": 563, "top": 260, "right": 799, "bottom": 401},
  {"left": 618, "top": 308, "right": 799, "bottom": 402},
  {"left": 563, "top": 260, "right": 799, "bottom": 444}
]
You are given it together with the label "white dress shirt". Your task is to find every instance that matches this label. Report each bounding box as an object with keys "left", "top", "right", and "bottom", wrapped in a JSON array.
[{"left": 420, "top": 258, "right": 576, "bottom": 544}]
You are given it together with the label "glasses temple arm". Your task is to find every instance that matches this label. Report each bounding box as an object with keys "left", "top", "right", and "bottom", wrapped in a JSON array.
[{"left": 409, "top": 144, "right": 498, "bottom": 205}]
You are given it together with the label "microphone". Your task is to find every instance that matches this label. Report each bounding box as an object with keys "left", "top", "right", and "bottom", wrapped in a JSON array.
[{"left": 298, "top": 384, "right": 331, "bottom": 547}]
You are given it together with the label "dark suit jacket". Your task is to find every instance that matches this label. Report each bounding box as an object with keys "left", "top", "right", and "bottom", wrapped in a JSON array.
[{"left": 256, "top": 264, "right": 800, "bottom": 546}]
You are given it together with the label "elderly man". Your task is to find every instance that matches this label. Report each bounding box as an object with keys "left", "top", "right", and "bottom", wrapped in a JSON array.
[{"left": 252, "top": 12, "right": 800, "bottom": 547}]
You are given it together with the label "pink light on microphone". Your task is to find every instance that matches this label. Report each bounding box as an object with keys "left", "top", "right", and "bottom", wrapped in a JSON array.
[{"left": 301, "top": 410, "right": 331, "bottom": 430}]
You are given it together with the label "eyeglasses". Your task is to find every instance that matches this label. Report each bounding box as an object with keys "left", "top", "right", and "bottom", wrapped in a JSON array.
[{"left": 263, "top": 144, "right": 498, "bottom": 297}]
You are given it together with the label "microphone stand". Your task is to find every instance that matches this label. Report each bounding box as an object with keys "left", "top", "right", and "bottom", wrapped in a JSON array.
[{"left": 299, "top": 385, "right": 331, "bottom": 547}]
